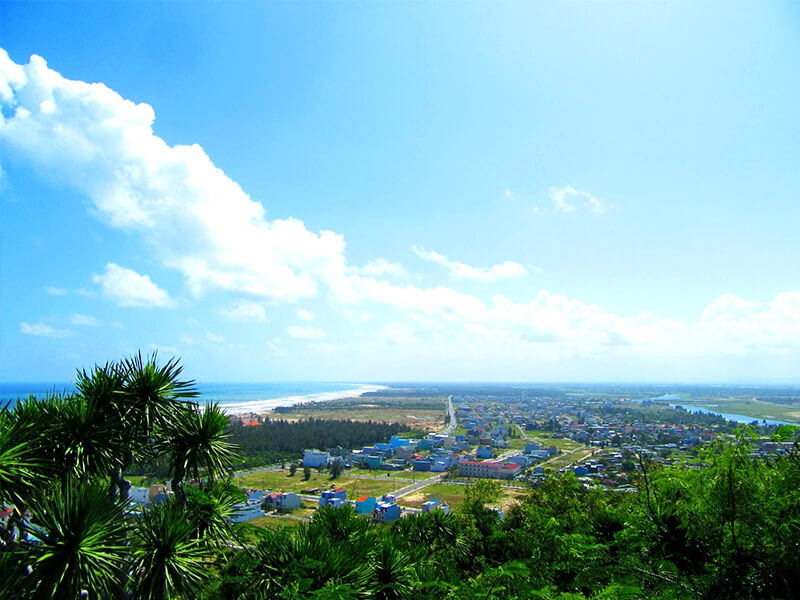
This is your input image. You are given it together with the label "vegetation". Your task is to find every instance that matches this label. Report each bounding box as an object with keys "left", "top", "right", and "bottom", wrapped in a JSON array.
[
  {"left": 229, "top": 417, "right": 411, "bottom": 469},
  {"left": 3, "top": 355, "right": 800, "bottom": 599},
  {"left": 0, "top": 353, "right": 241, "bottom": 599}
]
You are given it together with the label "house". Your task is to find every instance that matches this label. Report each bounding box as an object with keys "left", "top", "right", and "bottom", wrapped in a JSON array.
[
  {"left": 128, "top": 486, "right": 149, "bottom": 505},
  {"left": 319, "top": 488, "right": 347, "bottom": 508},
  {"left": 524, "top": 442, "right": 541, "bottom": 454},
  {"left": 373, "top": 497, "right": 401, "bottom": 523},
  {"left": 476, "top": 446, "right": 494, "bottom": 459},
  {"left": 229, "top": 503, "right": 265, "bottom": 523},
  {"left": 365, "top": 454, "right": 384, "bottom": 469},
  {"left": 506, "top": 454, "right": 529, "bottom": 468},
  {"left": 148, "top": 484, "right": 169, "bottom": 505},
  {"left": 264, "top": 492, "right": 301, "bottom": 512},
  {"left": 303, "top": 450, "right": 330, "bottom": 469},
  {"left": 395, "top": 447, "right": 415, "bottom": 461},
  {"left": 389, "top": 436, "right": 415, "bottom": 448},
  {"left": 421, "top": 498, "right": 450, "bottom": 514},
  {"left": 412, "top": 459, "right": 431, "bottom": 472},
  {"left": 355, "top": 495, "right": 377, "bottom": 515}
]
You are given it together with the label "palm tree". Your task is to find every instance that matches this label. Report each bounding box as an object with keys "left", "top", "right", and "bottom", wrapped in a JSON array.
[
  {"left": 114, "top": 353, "right": 199, "bottom": 501},
  {"left": 20, "top": 479, "right": 129, "bottom": 599},
  {"left": 131, "top": 499, "right": 213, "bottom": 600},
  {"left": 166, "top": 402, "right": 239, "bottom": 503},
  {"left": 369, "top": 542, "right": 415, "bottom": 600}
]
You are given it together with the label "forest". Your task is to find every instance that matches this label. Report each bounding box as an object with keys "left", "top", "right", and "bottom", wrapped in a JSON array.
[
  {"left": 228, "top": 418, "right": 413, "bottom": 468},
  {"left": 1, "top": 354, "right": 799, "bottom": 599}
]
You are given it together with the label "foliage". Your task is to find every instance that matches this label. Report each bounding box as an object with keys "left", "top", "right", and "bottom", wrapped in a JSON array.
[{"left": 6, "top": 355, "right": 800, "bottom": 600}]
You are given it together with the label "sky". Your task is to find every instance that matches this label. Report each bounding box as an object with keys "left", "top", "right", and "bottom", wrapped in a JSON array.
[{"left": 1, "top": 1, "right": 800, "bottom": 383}]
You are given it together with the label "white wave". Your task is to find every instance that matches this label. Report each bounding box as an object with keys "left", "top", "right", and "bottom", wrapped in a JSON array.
[{"left": 215, "top": 384, "right": 389, "bottom": 415}]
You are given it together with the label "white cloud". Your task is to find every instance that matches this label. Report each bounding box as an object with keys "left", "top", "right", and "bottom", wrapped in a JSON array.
[
  {"left": 0, "top": 50, "right": 346, "bottom": 303},
  {"left": 382, "top": 321, "right": 418, "bottom": 345},
  {"left": 296, "top": 308, "right": 315, "bottom": 322},
  {"left": 92, "top": 263, "right": 174, "bottom": 308},
  {"left": 349, "top": 258, "right": 406, "bottom": 278},
  {"left": 412, "top": 246, "right": 529, "bottom": 282},
  {"left": 69, "top": 314, "right": 102, "bottom": 326},
  {"left": 43, "top": 286, "right": 67, "bottom": 296},
  {"left": 287, "top": 325, "right": 326, "bottom": 339},
  {"left": 206, "top": 331, "right": 225, "bottom": 344},
  {"left": 221, "top": 301, "right": 267, "bottom": 322},
  {"left": 20, "top": 322, "right": 71, "bottom": 337},
  {"left": 549, "top": 185, "right": 611, "bottom": 214}
]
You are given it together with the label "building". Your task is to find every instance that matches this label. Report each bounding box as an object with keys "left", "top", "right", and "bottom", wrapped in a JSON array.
[
  {"left": 476, "top": 446, "right": 494, "bottom": 459},
  {"left": 373, "top": 495, "right": 401, "bottom": 523},
  {"left": 355, "top": 495, "right": 376, "bottom": 515},
  {"left": 264, "top": 492, "right": 301, "bottom": 512},
  {"left": 303, "top": 450, "right": 330, "bottom": 469},
  {"left": 319, "top": 488, "right": 347, "bottom": 508},
  {"left": 421, "top": 498, "right": 450, "bottom": 514},
  {"left": 365, "top": 454, "right": 384, "bottom": 469},
  {"left": 457, "top": 459, "right": 521, "bottom": 480}
]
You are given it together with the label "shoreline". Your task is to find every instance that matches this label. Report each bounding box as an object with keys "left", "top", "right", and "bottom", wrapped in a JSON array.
[{"left": 211, "top": 384, "right": 389, "bottom": 417}]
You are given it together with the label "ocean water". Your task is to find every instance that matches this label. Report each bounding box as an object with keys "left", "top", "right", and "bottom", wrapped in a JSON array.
[
  {"left": 670, "top": 402, "right": 798, "bottom": 426},
  {"left": 0, "top": 381, "right": 387, "bottom": 413}
]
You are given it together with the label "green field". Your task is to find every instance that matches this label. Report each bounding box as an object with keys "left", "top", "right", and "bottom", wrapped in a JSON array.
[
  {"left": 267, "top": 396, "right": 447, "bottom": 432},
  {"left": 235, "top": 468, "right": 405, "bottom": 500},
  {"left": 678, "top": 397, "right": 800, "bottom": 424},
  {"left": 397, "top": 483, "right": 468, "bottom": 509}
]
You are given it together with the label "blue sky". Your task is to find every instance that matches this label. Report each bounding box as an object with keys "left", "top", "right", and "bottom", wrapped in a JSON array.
[{"left": 2, "top": 1, "right": 800, "bottom": 383}]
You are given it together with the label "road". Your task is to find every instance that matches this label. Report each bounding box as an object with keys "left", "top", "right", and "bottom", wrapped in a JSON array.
[
  {"left": 440, "top": 395, "right": 456, "bottom": 434},
  {"left": 392, "top": 474, "right": 444, "bottom": 498}
]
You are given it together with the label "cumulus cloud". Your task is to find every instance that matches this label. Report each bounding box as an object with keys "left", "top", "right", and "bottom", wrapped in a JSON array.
[
  {"left": 69, "top": 314, "right": 102, "bottom": 326},
  {"left": 296, "top": 308, "right": 315, "bottom": 322},
  {"left": 221, "top": 301, "right": 267, "bottom": 322},
  {"left": 549, "top": 185, "right": 610, "bottom": 214},
  {"left": 5, "top": 50, "right": 800, "bottom": 377},
  {"left": 287, "top": 325, "right": 326, "bottom": 339},
  {"left": 0, "top": 50, "right": 345, "bottom": 303},
  {"left": 412, "top": 246, "right": 529, "bottom": 282},
  {"left": 43, "top": 286, "right": 67, "bottom": 296},
  {"left": 92, "top": 263, "right": 174, "bottom": 308},
  {"left": 349, "top": 258, "right": 406, "bottom": 278},
  {"left": 20, "top": 322, "right": 71, "bottom": 337}
]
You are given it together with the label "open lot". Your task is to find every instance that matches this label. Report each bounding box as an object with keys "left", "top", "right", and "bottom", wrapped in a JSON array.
[
  {"left": 236, "top": 467, "right": 407, "bottom": 499},
  {"left": 267, "top": 396, "right": 448, "bottom": 432}
]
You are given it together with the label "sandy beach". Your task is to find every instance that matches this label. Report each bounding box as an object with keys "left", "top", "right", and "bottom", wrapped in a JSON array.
[{"left": 216, "top": 384, "right": 388, "bottom": 417}]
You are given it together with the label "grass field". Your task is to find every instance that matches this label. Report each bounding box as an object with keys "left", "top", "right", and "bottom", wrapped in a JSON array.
[
  {"left": 398, "top": 483, "right": 467, "bottom": 509},
  {"left": 235, "top": 467, "right": 406, "bottom": 499},
  {"left": 266, "top": 396, "right": 447, "bottom": 432},
  {"left": 544, "top": 447, "right": 596, "bottom": 470},
  {"left": 679, "top": 397, "right": 800, "bottom": 423},
  {"left": 245, "top": 515, "right": 305, "bottom": 530}
]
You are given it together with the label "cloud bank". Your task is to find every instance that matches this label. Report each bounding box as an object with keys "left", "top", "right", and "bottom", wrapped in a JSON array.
[{"left": 2, "top": 49, "right": 800, "bottom": 378}]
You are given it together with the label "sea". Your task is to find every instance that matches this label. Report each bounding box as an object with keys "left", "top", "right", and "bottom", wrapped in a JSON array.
[{"left": 0, "top": 381, "right": 388, "bottom": 414}]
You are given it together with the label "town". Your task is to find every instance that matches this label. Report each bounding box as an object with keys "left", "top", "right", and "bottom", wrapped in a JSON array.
[{"left": 103, "top": 389, "right": 797, "bottom": 529}]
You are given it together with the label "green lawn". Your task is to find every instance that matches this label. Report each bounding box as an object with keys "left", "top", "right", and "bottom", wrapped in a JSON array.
[
  {"left": 523, "top": 431, "right": 583, "bottom": 452},
  {"left": 235, "top": 468, "right": 406, "bottom": 500},
  {"left": 397, "top": 483, "right": 468, "bottom": 509}
]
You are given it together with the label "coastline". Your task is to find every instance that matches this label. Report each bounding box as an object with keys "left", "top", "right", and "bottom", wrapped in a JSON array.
[{"left": 209, "top": 383, "right": 389, "bottom": 417}]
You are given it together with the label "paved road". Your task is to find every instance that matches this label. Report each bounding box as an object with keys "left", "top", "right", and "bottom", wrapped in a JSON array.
[
  {"left": 392, "top": 474, "right": 443, "bottom": 498},
  {"left": 440, "top": 395, "right": 456, "bottom": 434}
]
